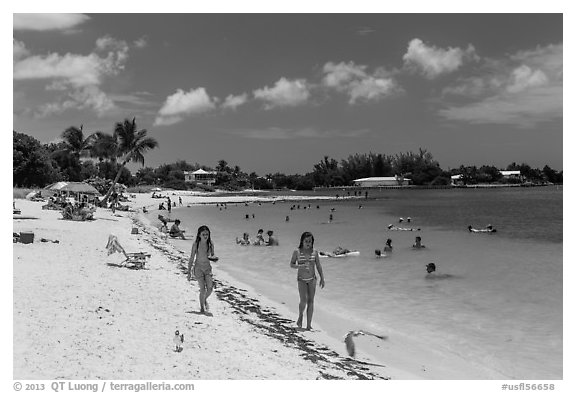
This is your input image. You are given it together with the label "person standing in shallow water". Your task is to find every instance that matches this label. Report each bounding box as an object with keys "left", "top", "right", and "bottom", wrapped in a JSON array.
[{"left": 289, "top": 231, "right": 325, "bottom": 330}]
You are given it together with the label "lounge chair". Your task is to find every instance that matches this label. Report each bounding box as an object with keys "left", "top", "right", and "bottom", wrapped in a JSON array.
[{"left": 105, "top": 234, "right": 151, "bottom": 269}]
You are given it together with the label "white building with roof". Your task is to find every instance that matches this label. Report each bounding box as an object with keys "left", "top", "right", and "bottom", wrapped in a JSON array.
[
  {"left": 184, "top": 169, "right": 218, "bottom": 186},
  {"left": 353, "top": 176, "right": 411, "bottom": 187}
]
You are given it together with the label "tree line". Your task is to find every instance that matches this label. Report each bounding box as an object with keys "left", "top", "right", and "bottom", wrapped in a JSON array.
[{"left": 14, "top": 124, "right": 562, "bottom": 192}]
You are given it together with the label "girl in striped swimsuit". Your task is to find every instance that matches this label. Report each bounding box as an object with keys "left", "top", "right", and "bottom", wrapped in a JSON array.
[{"left": 289, "top": 231, "right": 325, "bottom": 330}]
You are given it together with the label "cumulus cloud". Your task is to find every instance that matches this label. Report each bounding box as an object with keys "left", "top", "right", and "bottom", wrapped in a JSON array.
[
  {"left": 322, "top": 61, "right": 368, "bottom": 91},
  {"left": 154, "top": 87, "right": 217, "bottom": 126},
  {"left": 13, "top": 13, "right": 90, "bottom": 31},
  {"left": 13, "top": 39, "right": 29, "bottom": 61},
  {"left": 438, "top": 43, "right": 562, "bottom": 128},
  {"left": 253, "top": 77, "right": 310, "bottom": 109},
  {"left": 133, "top": 37, "right": 148, "bottom": 49},
  {"left": 403, "top": 38, "right": 478, "bottom": 79},
  {"left": 13, "top": 36, "right": 131, "bottom": 117},
  {"left": 322, "top": 61, "right": 399, "bottom": 104},
  {"left": 222, "top": 93, "right": 249, "bottom": 110}
]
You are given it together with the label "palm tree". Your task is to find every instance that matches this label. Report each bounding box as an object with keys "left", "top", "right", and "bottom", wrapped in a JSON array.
[
  {"left": 100, "top": 118, "right": 158, "bottom": 205},
  {"left": 61, "top": 125, "right": 96, "bottom": 159},
  {"left": 90, "top": 131, "right": 119, "bottom": 163},
  {"left": 53, "top": 125, "right": 97, "bottom": 181}
]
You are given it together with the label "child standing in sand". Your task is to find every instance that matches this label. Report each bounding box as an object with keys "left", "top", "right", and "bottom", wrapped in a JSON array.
[
  {"left": 289, "top": 231, "right": 325, "bottom": 330},
  {"left": 187, "top": 225, "right": 217, "bottom": 314}
]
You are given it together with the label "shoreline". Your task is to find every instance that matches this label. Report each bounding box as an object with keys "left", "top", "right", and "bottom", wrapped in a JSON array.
[
  {"left": 12, "top": 196, "right": 394, "bottom": 380},
  {"left": 138, "top": 191, "right": 511, "bottom": 379}
]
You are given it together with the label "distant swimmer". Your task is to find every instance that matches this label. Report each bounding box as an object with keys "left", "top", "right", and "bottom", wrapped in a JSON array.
[
  {"left": 266, "top": 230, "right": 279, "bottom": 246},
  {"left": 425, "top": 262, "right": 454, "bottom": 279},
  {"left": 319, "top": 247, "right": 358, "bottom": 258},
  {"left": 236, "top": 232, "right": 251, "bottom": 245},
  {"left": 253, "top": 229, "right": 265, "bottom": 245},
  {"left": 384, "top": 238, "right": 393, "bottom": 252},
  {"left": 388, "top": 224, "right": 421, "bottom": 231},
  {"left": 413, "top": 236, "right": 425, "bottom": 249},
  {"left": 468, "top": 224, "right": 497, "bottom": 233}
]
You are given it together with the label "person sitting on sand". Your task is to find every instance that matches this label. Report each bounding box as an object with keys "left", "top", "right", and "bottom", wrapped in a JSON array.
[
  {"left": 266, "top": 230, "right": 279, "bottom": 246},
  {"left": 384, "top": 238, "right": 393, "bottom": 252},
  {"left": 413, "top": 236, "right": 425, "bottom": 249},
  {"left": 253, "top": 229, "right": 265, "bottom": 245},
  {"left": 236, "top": 232, "right": 251, "bottom": 245},
  {"left": 169, "top": 219, "right": 186, "bottom": 239}
]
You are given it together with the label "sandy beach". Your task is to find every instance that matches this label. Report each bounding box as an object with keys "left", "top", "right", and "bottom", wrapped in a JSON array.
[{"left": 12, "top": 192, "right": 407, "bottom": 381}]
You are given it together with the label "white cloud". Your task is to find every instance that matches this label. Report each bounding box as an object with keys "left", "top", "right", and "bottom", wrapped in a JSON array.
[
  {"left": 133, "top": 37, "right": 148, "bottom": 49},
  {"left": 348, "top": 77, "right": 398, "bottom": 104},
  {"left": 403, "top": 38, "right": 478, "bottom": 79},
  {"left": 13, "top": 36, "right": 131, "bottom": 117},
  {"left": 322, "top": 61, "right": 399, "bottom": 104},
  {"left": 36, "top": 85, "right": 115, "bottom": 118},
  {"left": 13, "top": 39, "right": 29, "bottom": 61},
  {"left": 438, "top": 85, "right": 562, "bottom": 128},
  {"left": 253, "top": 77, "right": 310, "bottom": 109},
  {"left": 154, "top": 87, "right": 217, "bottom": 126},
  {"left": 438, "top": 43, "right": 562, "bottom": 128},
  {"left": 13, "top": 14, "right": 90, "bottom": 31},
  {"left": 222, "top": 93, "right": 249, "bottom": 110},
  {"left": 322, "top": 61, "right": 367, "bottom": 91},
  {"left": 507, "top": 65, "right": 549, "bottom": 93}
]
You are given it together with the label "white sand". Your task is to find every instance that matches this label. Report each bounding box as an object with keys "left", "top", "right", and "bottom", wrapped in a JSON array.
[
  {"left": 12, "top": 194, "right": 390, "bottom": 380},
  {"left": 12, "top": 191, "right": 490, "bottom": 381}
]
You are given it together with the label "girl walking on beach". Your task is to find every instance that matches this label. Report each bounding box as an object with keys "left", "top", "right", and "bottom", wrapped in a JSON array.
[
  {"left": 188, "top": 225, "right": 216, "bottom": 314},
  {"left": 290, "top": 231, "right": 325, "bottom": 330}
]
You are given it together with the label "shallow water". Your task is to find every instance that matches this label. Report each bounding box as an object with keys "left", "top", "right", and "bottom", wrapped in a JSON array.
[{"left": 154, "top": 186, "right": 562, "bottom": 379}]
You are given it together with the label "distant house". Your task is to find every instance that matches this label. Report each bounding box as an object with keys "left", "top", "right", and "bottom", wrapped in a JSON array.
[
  {"left": 451, "top": 174, "right": 464, "bottom": 185},
  {"left": 353, "top": 176, "right": 411, "bottom": 187},
  {"left": 184, "top": 169, "right": 218, "bottom": 186},
  {"left": 499, "top": 170, "right": 522, "bottom": 180}
]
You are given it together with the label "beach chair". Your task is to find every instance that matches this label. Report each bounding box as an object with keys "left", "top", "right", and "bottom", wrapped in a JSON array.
[{"left": 105, "top": 234, "right": 151, "bottom": 269}]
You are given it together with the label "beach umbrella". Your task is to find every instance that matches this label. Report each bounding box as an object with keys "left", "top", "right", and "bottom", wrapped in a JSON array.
[{"left": 45, "top": 181, "right": 101, "bottom": 194}]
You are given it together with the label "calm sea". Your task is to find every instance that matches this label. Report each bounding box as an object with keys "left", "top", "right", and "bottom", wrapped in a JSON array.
[{"left": 152, "top": 186, "right": 563, "bottom": 379}]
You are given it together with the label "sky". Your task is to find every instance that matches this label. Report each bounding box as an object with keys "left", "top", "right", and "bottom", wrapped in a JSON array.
[{"left": 12, "top": 10, "right": 564, "bottom": 175}]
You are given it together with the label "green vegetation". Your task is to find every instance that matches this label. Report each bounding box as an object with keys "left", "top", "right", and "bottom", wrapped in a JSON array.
[{"left": 14, "top": 126, "right": 562, "bottom": 192}]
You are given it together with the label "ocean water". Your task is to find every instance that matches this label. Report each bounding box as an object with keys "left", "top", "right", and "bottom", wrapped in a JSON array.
[{"left": 153, "top": 186, "right": 562, "bottom": 379}]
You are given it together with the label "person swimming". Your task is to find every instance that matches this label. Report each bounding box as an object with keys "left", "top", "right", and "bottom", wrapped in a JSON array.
[
  {"left": 236, "top": 232, "right": 251, "bottom": 245},
  {"left": 468, "top": 224, "right": 497, "bottom": 233},
  {"left": 413, "top": 236, "right": 425, "bottom": 248},
  {"left": 388, "top": 224, "right": 421, "bottom": 231},
  {"left": 425, "top": 262, "right": 454, "bottom": 279}
]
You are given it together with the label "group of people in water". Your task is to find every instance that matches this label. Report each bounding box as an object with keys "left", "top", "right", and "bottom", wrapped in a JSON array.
[
  {"left": 155, "top": 197, "right": 498, "bottom": 332},
  {"left": 236, "top": 229, "right": 279, "bottom": 246}
]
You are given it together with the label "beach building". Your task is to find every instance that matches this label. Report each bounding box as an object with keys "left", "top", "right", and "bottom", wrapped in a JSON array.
[
  {"left": 353, "top": 176, "right": 411, "bottom": 187},
  {"left": 184, "top": 169, "right": 218, "bottom": 186},
  {"left": 499, "top": 170, "right": 522, "bottom": 180},
  {"left": 451, "top": 174, "right": 464, "bottom": 185}
]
